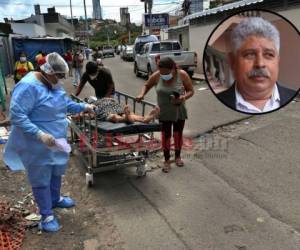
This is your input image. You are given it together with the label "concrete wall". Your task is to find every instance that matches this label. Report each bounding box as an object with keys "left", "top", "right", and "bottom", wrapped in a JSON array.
[
  {"left": 189, "top": 23, "right": 216, "bottom": 73},
  {"left": 11, "top": 23, "right": 46, "bottom": 37},
  {"left": 168, "top": 27, "right": 190, "bottom": 51},
  {"left": 44, "top": 23, "right": 72, "bottom": 37},
  {"left": 274, "top": 19, "right": 300, "bottom": 90},
  {"left": 278, "top": 8, "right": 300, "bottom": 30}
]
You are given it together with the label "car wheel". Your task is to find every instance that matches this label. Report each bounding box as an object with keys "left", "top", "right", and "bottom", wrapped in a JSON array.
[{"left": 134, "top": 62, "right": 141, "bottom": 77}]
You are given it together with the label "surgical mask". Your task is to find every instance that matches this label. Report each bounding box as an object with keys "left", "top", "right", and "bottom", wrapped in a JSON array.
[
  {"left": 20, "top": 57, "right": 27, "bottom": 62},
  {"left": 160, "top": 73, "right": 173, "bottom": 81},
  {"left": 52, "top": 80, "right": 64, "bottom": 89},
  {"left": 89, "top": 74, "right": 97, "bottom": 80},
  {"left": 41, "top": 73, "right": 63, "bottom": 90},
  {"left": 52, "top": 76, "right": 64, "bottom": 89}
]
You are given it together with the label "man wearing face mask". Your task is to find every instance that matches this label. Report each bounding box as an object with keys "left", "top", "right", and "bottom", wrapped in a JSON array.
[
  {"left": 75, "top": 61, "right": 115, "bottom": 99},
  {"left": 14, "top": 52, "right": 34, "bottom": 83},
  {"left": 4, "top": 52, "right": 95, "bottom": 232},
  {"left": 136, "top": 57, "right": 194, "bottom": 172}
]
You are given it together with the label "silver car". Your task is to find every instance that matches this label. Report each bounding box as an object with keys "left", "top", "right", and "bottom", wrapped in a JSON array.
[{"left": 121, "top": 45, "right": 134, "bottom": 61}]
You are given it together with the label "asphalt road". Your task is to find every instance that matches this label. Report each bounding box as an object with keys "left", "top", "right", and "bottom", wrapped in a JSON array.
[
  {"left": 95, "top": 56, "right": 246, "bottom": 137},
  {"left": 68, "top": 57, "right": 300, "bottom": 249},
  {"left": 3, "top": 57, "right": 300, "bottom": 249}
]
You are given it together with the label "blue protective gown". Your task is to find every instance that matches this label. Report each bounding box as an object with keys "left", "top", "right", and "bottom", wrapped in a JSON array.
[{"left": 3, "top": 72, "right": 86, "bottom": 187}]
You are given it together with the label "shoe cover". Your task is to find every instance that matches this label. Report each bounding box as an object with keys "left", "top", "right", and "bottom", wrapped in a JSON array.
[
  {"left": 38, "top": 215, "right": 60, "bottom": 232},
  {"left": 54, "top": 196, "right": 75, "bottom": 208}
]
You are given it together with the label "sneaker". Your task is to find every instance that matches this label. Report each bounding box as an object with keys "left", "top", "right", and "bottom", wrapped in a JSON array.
[
  {"left": 54, "top": 196, "right": 75, "bottom": 208},
  {"left": 38, "top": 215, "right": 60, "bottom": 232}
]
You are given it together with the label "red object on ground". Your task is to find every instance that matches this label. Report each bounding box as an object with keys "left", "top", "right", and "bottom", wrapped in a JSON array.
[{"left": 0, "top": 202, "right": 26, "bottom": 250}]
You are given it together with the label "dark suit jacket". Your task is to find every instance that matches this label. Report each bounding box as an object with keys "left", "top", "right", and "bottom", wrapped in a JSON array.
[{"left": 216, "top": 82, "right": 297, "bottom": 111}]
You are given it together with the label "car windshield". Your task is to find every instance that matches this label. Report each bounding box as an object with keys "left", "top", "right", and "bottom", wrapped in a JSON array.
[
  {"left": 152, "top": 43, "right": 160, "bottom": 52},
  {"left": 160, "top": 43, "right": 173, "bottom": 52},
  {"left": 173, "top": 42, "right": 181, "bottom": 50},
  {"left": 135, "top": 42, "right": 147, "bottom": 53}
]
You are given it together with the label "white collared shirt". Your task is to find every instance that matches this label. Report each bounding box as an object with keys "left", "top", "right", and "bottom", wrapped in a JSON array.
[{"left": 235, "top": 84, "right": 280, "bottom": 113}]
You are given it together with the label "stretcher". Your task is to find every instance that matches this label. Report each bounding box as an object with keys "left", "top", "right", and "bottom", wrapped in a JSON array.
[{"left": 68, "top": 91, "right": 162, "bottom": 187}]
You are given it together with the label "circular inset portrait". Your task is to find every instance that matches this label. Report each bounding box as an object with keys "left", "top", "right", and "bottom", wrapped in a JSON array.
[{"left": 203, "top": 9, "right": 300, "bottom": 114}]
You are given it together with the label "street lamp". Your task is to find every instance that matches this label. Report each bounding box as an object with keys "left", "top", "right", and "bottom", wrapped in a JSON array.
[{"left": 83, "top": 0, "right": 90, "bottom": 47}]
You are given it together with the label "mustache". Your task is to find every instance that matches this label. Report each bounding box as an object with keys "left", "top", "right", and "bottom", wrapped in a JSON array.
[{"left": 247, "top": 68, "right": 270, "bottom": 78}]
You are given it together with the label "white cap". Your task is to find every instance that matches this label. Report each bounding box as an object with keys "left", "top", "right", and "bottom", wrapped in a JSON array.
[{"left": 40, "top": 52, "right": 69, "bottom": 75}]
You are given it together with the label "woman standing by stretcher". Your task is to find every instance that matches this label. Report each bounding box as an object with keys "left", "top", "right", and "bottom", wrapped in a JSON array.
[{"left": 136, "top": 57, "right": 194, "bottom": 173}]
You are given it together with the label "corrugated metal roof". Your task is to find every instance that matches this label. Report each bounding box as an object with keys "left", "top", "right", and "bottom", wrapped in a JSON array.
[
  {"left": 182, "top": 0, "right": 264, "bottom": 24},
  {"left": 168, "top": 23, "right": 189, "bottom": 32}
]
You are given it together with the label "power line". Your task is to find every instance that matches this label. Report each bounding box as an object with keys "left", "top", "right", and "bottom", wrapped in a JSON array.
[{"left": 0, "top": 1, "right": 182, "bottom": 8}]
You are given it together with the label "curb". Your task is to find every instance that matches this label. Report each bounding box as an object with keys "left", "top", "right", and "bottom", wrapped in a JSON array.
[{"left": 190, "top": 116, "right": 252, "bottom": 139}]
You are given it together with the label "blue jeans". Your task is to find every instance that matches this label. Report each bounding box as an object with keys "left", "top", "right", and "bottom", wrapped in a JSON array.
[{"left": 73, "top": 68, "right": 82, "bottom": 85}]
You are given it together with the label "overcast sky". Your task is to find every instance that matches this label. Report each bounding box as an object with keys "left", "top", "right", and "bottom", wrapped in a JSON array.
[{"left": 0, "top": 0, "right": 183, "bottom": 24}]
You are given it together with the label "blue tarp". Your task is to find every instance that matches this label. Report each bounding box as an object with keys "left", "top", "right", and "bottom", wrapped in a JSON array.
[{"left": 12, "top": 38, "right": 73, "bottom": 62}]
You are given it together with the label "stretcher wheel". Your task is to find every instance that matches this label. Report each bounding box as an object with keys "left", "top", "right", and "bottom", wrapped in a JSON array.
[
  {"left": 86, "top": 172, "right": 94, "bottom": 187},
  {"left": 136, "top": 164, "right": 147, "bottom": 177}
]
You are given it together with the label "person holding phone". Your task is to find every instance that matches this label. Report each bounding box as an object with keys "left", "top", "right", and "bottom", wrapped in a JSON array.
[{"left": 136, "top": 57, "right": 194, "bottom": 172}]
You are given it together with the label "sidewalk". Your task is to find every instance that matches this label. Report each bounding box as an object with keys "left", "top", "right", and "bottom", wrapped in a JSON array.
[{"left": 192, "top": 72, "right": 205, "bottom": 81}]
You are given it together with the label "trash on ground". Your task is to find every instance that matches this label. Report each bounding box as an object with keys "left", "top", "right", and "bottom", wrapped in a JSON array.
[
  {"left": 25, "top": 213, "right": 41, "bottom": 221},
  {"left": 0, "top": 201, "right": 26, "bottom": 250}
]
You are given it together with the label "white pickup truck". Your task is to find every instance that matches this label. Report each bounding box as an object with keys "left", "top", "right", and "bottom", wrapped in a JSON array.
[
  {"left": 102, "top": 45, "right": 115, "bottom": 57},
  {"left": 134, "top": 40, "right": 197, "bottom": 78}
]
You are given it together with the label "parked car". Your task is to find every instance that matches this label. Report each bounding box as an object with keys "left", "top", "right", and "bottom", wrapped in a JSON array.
[
  {"left": 102, "top": 45, "right": 115, "bottom": 57},
  {"left": 116, "top": 45, "right": 122, "bottom": 55},
  {"left": 134, "top": 40, "right": 197, "bottom": 78},
  {"left": 133, "top": 35, "right": 158, "bottom": 60},
  {"left": 119, "top": 45, "right": 126, "bottom": 58},
  {"left": 121, "top": 45, "right": 134, "bottom": 61}
]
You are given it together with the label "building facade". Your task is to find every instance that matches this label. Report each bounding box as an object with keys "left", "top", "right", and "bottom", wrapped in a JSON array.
[
  {"left": 168, "top": 0, "right": 300, "bottom": 77},
  {"left": 5, "top": 7, "right": 74, "bottom": 38}
]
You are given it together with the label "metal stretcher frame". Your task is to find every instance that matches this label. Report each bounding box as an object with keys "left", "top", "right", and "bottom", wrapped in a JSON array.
[{"left": 68, "top": 91, "right": 161, "bottom": 186}]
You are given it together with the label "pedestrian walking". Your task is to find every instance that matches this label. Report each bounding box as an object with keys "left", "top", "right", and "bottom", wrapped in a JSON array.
[
  {"left": 136, "top": 57, "right": 194, "bottom": 173},
  {"left": 4, "top": 52, "right": 95, "bottom": 232},
  {"left": 72, "top": 50, "right": 84, "bottom": 87},
  {"left": 64, "top": 50, "right": 73, "bottom": 77}
]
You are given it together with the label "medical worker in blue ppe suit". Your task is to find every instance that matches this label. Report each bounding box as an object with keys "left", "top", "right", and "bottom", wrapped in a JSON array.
[{"left": 3, "top": 52, "right": 95, "bottom": 232}]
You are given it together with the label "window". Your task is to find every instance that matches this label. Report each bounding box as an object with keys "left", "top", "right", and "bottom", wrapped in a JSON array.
[
  {"left": 173, "top": 42, "right": 181, "bottom": 50},
  {"left": 160, "top": 43, "right": 173, "bottom": 52},
  {"left": 151, "top": 43, "right": 160, "bottom": 52}
]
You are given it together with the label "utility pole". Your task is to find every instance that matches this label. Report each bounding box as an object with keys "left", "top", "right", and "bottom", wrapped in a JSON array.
[
  {"left": 144, "top": 0, "right": 153, "bottom": 35},
  {"left": 149, "top": 7, "right": 152, "bottom": 35},
  {"left": 83, "top": 0, "right": 90, "bottom": 48},
  {"left": 70, "top": 0, "right": 74, "bottom": 28},
  {"left": 107, "top": 27, "right": 110, "bottom": 45},
  {"left": 126, "top": 13, "right": 131, "bottom": 44}
]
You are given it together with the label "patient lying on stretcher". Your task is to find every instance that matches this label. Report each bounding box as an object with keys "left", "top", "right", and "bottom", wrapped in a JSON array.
[{"left": 93, "top": 98, "right": 160, "bottom": 123}]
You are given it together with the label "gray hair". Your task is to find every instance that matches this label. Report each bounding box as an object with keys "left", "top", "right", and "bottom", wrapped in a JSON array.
[{"left": 230, "top": 17, "right": 280, "bottom": 54}]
